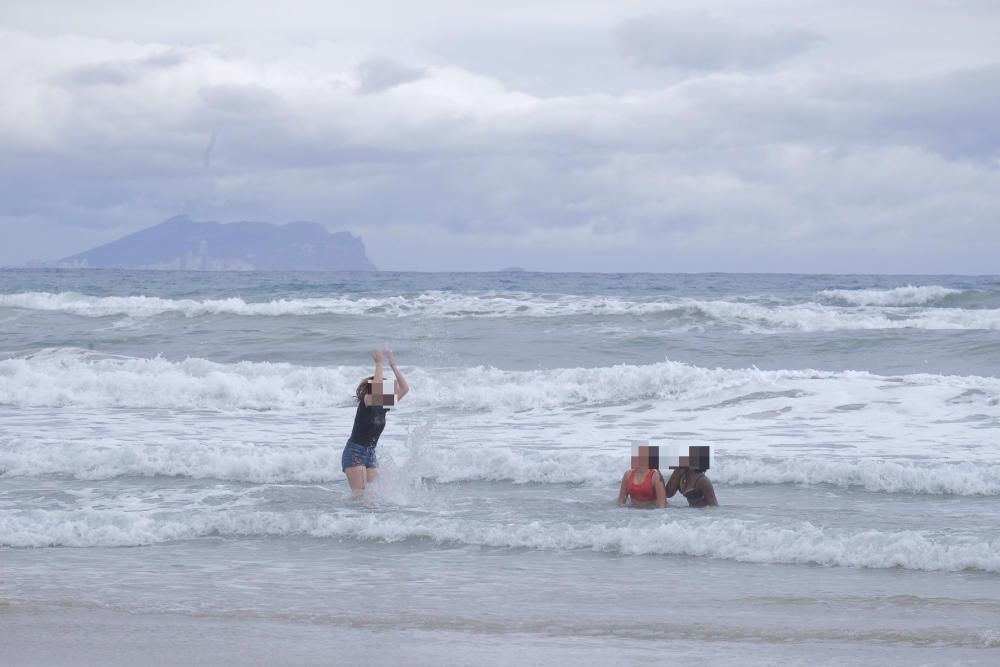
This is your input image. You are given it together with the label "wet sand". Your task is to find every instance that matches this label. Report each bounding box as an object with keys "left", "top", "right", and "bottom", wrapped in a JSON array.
[{"left": 1, "top": 601, "right": 994, "bottom": 667}]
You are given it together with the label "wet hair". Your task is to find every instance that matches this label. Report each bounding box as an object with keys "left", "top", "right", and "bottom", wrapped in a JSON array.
[{"left": 355, "top": 376, "right": 374, "bottom": 403}]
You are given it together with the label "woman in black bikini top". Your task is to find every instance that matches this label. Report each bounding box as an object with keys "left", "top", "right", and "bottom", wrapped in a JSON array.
[{"left": 664, "top": 445, "right": 719, "bottom": 507}]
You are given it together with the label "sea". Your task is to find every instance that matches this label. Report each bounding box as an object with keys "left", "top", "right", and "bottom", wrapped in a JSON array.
[{"left": 1, "top": 269, "right": 999, "bottom": 665}]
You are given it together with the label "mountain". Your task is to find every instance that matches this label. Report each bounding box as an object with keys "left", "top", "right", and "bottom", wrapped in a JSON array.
[{"left": 59, "top": 216, "right": 377, "bottom": 271}]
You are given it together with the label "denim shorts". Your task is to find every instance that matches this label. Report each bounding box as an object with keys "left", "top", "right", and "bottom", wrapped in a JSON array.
[{"left": 342, "top": 440, "right": 377, "bottom": 471}]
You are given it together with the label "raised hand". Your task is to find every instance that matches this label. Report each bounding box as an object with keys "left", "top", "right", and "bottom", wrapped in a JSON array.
[
  {"left": 384, "top": 349, "right": 409, "bottom": 401},
  {"left": 372, "top": 349, "right": 383, "bottom": 363}
]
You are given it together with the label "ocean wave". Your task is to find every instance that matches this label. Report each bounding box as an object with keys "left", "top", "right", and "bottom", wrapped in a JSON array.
[
  {"left": 711, "top": 458, "right": 1000, "bottom": 496},
  {"left": 817, "top": 285, "right": 965, "bottom": 306},
  {"left": 0, "top": 437, "right": 348, "bottom": 484},
  {"left": 2, "top": 291, "right": 999, "bottom": 331},
  {"left": 403, "top": 450, "right": 1000, "bottom": 496},
  {"left": 2, "top": 349, "right": 997, "bottom": 413},
  {"left": 416, "top": 454, "right": 1000, "bottom": 496},
  {"left": 5, "top": 428, "right": 1000, "bottom": 497},
  {"left": 0, "top": 349, "right": 827, "bottom": 411},
  {"left": 0, "top": 290, "right": 717, "bottom": 319},
  {"left": 688, "top": 299, "right": 1000, "bottom": 331},
  {"left": 3, "top": 508, "right": 998, "bottom": 573}
]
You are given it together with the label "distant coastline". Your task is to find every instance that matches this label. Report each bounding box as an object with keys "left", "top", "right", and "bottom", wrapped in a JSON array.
[{"left": 52, "top": 215, "right": 376, "bottom": 272}]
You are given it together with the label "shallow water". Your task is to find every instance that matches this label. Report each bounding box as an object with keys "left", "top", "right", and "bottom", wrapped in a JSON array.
[{"left": 1, "top": 269, "right": 999, "bottom": 663}]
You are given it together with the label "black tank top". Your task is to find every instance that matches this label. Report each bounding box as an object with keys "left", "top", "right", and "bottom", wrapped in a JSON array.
[{"left": 349, "top": 400, "right": 389, "bottom": 447}]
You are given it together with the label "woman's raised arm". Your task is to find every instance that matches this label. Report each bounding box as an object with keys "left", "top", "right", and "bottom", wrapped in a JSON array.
[
  {"left": 364, "top": 349, "right": 384, "bottom": 407},
  {"left": 386, "top": 350, "right": 409, "bottom": 401},
  {"left": 664, "top": 468, "right": 682, "bottom": 498}
]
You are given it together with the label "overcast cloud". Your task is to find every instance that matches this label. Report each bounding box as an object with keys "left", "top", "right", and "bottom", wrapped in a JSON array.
[{"left": 1, "top": 0, "right": 998, "bottom": 272}]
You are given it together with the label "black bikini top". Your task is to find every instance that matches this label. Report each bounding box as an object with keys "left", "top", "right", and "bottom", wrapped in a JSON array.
[{"left": 680, "top": 472, "right": 708, "bottom": 508}]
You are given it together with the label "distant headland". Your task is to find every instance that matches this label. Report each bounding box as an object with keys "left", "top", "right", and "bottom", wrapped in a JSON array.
[{"left": 58, "top": 215, "right": 377, "bottom": 271}]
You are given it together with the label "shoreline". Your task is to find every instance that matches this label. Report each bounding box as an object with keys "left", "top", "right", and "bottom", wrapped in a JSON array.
[{"left": 1, "top": 601, "right": 995, "bottom": 667}]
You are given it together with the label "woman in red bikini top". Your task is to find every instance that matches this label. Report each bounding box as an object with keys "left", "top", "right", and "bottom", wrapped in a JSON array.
[{"left": 617, "top": 445, "right": 667, "bottom": 508}]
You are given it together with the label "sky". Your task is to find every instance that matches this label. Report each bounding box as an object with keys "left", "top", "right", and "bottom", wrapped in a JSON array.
[{"left": 1, "top": 0, "right": 999, "bottom": 272}]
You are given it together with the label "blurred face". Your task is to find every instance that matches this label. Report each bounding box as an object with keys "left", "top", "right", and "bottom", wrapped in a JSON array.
[
  {"left": 369, "top": 378, "right": 395, "bottom": 406},
  {"left": 631, "top": 445, "right": 662, "bottom": 469},
  {"left": 688, "top": 445, "right": 710, "bottom": 470},
  {"left": 631, "top": 445, "right": 651, "bottom": 469}
]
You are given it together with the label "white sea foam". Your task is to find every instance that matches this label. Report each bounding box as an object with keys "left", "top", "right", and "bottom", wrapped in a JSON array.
[
  {"left": 688, "top": 299, "right": 1000, "bottom": 331},
  {"left": 3, "top": 290, "right": 998, "bottom": 330},
  {"left": 711, "top": 458, "right": 1000, "bottom": 496},
  {"left": 0, "top": 436, "right": 347, "bottom": 483},
  {"left": 2, "top": 349, "right": 997, "bottom": 413},
  {"left": 5, "top": 427, "right": 1000, "bottom": 496},
  {"left": 3, "top": 508, "right": 998, "bottom": 573},
  {"left": 0, "top": 291, "right": 376, "bottom": 318},
  {"left": 817, "top": 285, "right": 964, "bottom": 306},
  {"left": 0, "top": 349, "right": 823, "bottom": 410},
  {"left": 0, "top": 350, "right": 356, "bottom": 410},
  {"left": 0, "top": 291, "right": 691, "bottom": 318},
  {"left": 415, "top": 453, "right": 1000, "bottom": 496}
]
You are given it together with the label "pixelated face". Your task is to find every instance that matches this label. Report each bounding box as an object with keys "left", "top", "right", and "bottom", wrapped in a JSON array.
[
  {"left": 629, "top": 442, "right": 644, "bottom": 469},
  {"left": 368, "top": 377, "right": 395, "bottom": 406},
  {"left": 689, "top": 445, "right": 711, "bottom": 470},
  {"left": 629, "top": 442, "right": 660, "bottom": 469}
]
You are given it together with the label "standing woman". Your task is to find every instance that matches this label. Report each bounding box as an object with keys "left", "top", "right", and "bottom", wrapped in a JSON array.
[{"left": 342, "top": 349, "right": 410, "bottom": 496}]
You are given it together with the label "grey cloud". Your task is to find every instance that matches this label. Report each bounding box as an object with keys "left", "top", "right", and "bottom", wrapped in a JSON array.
[
  {"left": 58, "top": 50, "right": 186, "bottom": 87},
  {"left": 669, "top": 64, "right": 1000, "bottom": 163},
  {"left": 62, "top": 62, "right": 137, "bottom": 86},
  {"left": 868, "top": 65, "right": 1000, "bottom": 162},
  {"left": 616, "top": 13, "right": 821, "bottom": 72},
  {"left": 140, "top": 51, "right": 186, "bottom": 69},
  {"left": 355, "top": 56, "right": 427, "bottom": 94},
  {"left": 198, "top": 84, "right": 281, "bottom": 114},
  {"left": 6, "top": 7, "right": 1000, "bottom": 272}
]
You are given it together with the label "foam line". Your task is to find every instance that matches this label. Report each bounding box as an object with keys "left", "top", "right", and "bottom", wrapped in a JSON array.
[
  {"left": 3, "top": 509, "right": 998, "bottom": 573},
  {"left": 2, "top": 349, "right": 997, "bottom": 412},
  {"left": 2, "top": 291, "right": 998, "bottom": 330}
]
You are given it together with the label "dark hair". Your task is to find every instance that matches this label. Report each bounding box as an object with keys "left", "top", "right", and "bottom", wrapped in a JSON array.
[{"left": 355, "top": 376, "right": 374, "bottom": 403}]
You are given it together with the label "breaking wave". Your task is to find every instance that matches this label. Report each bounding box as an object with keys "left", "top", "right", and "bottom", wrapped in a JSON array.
[
  {"left": 2, "top": 291, "right": 999, "bottom": 331},
  {"left": 817, "top": 285, "right": 966, "bottom": 307},
  {"left": 2, "top": 349, "right": 997, "bottom": 412},
  {"left": 3, "top": 508, "right": 999, "bottom": 574}
]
